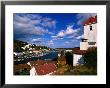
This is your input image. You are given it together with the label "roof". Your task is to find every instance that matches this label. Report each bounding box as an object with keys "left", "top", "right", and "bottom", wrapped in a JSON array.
[
  {"left": 73, "top": 47, "right": 97, "bottom": 55},
  {"left": 83, "top": 16, "right": 97, "bottom": 26},
  {"left": 35, "top": 63, "right": 57, "bottom": 75},
  {"left": 73, "top": 49, "right": 87, "bottom": 55}
]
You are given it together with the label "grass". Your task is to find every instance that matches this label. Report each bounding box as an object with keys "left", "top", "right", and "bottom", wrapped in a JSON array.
[{"left": 64, "top": 65, "right": 97, "bottom": 75}]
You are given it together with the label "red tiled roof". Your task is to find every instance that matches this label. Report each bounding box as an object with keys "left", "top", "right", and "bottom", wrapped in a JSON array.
[
  {"left": 73, "top": 49, "right": 87, "bottom": 55},
  {"left": 73, "top": 47, "right": 97, "bottom": 55},
  {"left": 83, "top": 16, "right": 97, "bottom": 26},
  {"left": 35, "top": 63, "right": 57, "bottom": 75}
]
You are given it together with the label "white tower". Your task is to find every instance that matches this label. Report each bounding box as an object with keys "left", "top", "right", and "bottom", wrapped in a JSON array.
[{"left": 80, "top": 16, "right": 97, "bottom": 50}]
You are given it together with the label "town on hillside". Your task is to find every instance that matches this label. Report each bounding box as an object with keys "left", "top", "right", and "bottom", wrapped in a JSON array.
[{"left": 14, "top": 13, "right": 97, "bottom": 75}]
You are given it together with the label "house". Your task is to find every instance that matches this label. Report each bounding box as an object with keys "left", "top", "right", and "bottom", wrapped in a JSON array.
[
  {"left": 73, "top": 48, "right": 87, "bottom": 66},
  {"left": 73, "top": 16, "right": 97, "bottom": 66},
  {"left": 14, "top": 52, "right": 23, "bottom": 56},
  {"left": 27, "top": 60, "right": 57, "bottom": 75},
  {"left": 30, "top": 66, "right": 37, "bottom": 76},
  {"left": 21, "top": 44, "right": 32, "bottom": 50},
  {"left": 32, "top": 50, "right": 40, "bottom": 54},
  {"left": 65, "top": 49, "right": 72, "bottom": 52},
  {"left": 58, "top": 53, "right": 61, "bottom": 57}
]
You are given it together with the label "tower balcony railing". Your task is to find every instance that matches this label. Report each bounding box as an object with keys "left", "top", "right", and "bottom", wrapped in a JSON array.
[{"left": 81, "top": 38, "right": 88, "bottom": 42}]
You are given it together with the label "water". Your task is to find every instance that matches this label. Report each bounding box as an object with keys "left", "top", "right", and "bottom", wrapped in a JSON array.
[{"left": 14, "top": 51, "right": 59, "bottom": 65}]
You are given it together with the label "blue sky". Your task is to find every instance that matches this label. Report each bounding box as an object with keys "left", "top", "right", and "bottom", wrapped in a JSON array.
[{"left": 14, "top": 13, "right": 96, "bottom": 48}]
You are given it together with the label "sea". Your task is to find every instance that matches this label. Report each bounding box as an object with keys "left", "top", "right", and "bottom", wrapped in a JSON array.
[{"left": 14, "top": 51, "right": 59, "bottom": 65}]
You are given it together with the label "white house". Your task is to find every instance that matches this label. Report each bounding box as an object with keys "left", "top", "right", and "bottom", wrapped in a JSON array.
[
  {"left": 73, "top": 16, "right": 97, "bottom": 66},
  {"left": 21, "top": 44, "right": 32, "bottom": 50},
  {"left": 65, "top": 50, "right": 72, "bottom": 52},
  {"left": 27, "top": 62, "right": 37, "bottom": 76},
  {"left": 58, "top": 53, "right": 61, "bottom": 57},
  {"left": 14, "top": 52, "right": 23, "bottom": 56},
  {"left": 30, "top": 66, "right": 37, "bottom": 76},
  {"left": 73, "top": 54, "right": 82, "bottom": 66}
]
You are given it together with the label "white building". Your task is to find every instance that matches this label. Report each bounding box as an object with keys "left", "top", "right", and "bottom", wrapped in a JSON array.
[
  {"left": 27, "top": 62, "right": 37, "bottom": 76},
  {"left": 30, "top": 66, "right": 37, "bottom": 76},
  {"left": 73, "top": 54, "right": 82, "bottom": 66},
  {"left": 73, "top": 16, "right": 97, "bottom": 66},
  {"left": 21, "top": 44, "right": 32, "bottom": 50},
  {"left": 14, "top": 52, "right": 23, "bottom": 56},
  {"left": 80, "top": 16, "right": 97, "bottom": 50},
  {"left": 65, "top": 50, "right": 72, "bottom": 52}
]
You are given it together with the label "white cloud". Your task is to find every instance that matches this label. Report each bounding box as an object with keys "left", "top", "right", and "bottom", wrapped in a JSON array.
[
  {"left": 67, "top": 36, "right": 74, "bottom": 38},
  {"left": 30, "top": 20, "right": 41, "bottom": 25},
  {"left": 26, "top": 14, "right": 42, "bottom": 20},
  {"left": 34, "top": 27, "right": 53, "bottom": 35},
  {"left": 14, "top": 13, "right": 56, "bottom": 36},
  {"left": 32, "top": 38, "right": 43, "bottom": 42},
  {"left": 14, "top": 14, "right": 30, "bottom": 23},
  {"left": 51, "top": 30, "right": 65, "bottom": 39},
  {"left": 52, "top": 37, "right": 63, "bottom": 40},
  {"left": 48, "top": 40, "right": 54, "bottom": 46},
  {"left": 65, "top": 25, "right": 80, "bottom": 35},
  {"left": 57, "top": 30, "right": 65, "bottom": 37},
  {"left": 65, "top": 39, "right": 79, "bottom": 44},
  {"left": 41, "top": 20, "right": 56, "bottom": 29},
  {"left": 65, "top": 41, "right": 70, "bottom": 44},
  {"left": 76, "top": 35, "right": 84, "bottom": 39},
  {"left": 51, "top": 25, "right": 80, "bottom": 40}
]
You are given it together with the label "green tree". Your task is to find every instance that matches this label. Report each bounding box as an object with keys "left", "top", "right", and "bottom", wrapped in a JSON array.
[{"left": 83, "top": 50, "right": 97, "bottom": 69}]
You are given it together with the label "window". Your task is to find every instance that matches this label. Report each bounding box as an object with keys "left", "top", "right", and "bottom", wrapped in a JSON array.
[{"left": 90, "top": 25, "right": 92, "bottom": 31}]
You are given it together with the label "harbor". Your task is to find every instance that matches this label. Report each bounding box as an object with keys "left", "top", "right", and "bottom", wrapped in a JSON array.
[{"left": 14, "top": 51, "right": 59, "bottom": 64}]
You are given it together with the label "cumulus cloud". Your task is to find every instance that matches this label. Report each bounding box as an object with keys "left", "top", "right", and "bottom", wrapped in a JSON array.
[
  {"left": 51, "top": 30, "right": 65, "bottom": 39},
  {"left": 57, "top": 30, "right": 65, "bottom": 37},
  {"left": 63, "top": 38, "right": 80, "bottom": 48},
  {"left": 52, "top": 37, "right": 63, "bottom": 40},
  {"left": 66, "top": 25, "right": 80, "bottom": 34},
  {"left": 65, "top": 25, "right": 75, "bottom": 35},
  {"left": 32, "top": 38, "right": 43, "bottom": 42},
  {"left": 65, "top": 41, "right": 70, "bottom": 44},
  {"left": 48, "top": 40, "right": 54, "bottom": 46},
  {"left": 26, "top": 14, "right": 42, "bottom": 20},
  {"left": 30, "top": 38, "right": 45, "bottom": 45},
  {"left": 76, "top": 34, "right": 84, "bottom": 39},
  {"left": 30, "top": 38, "right": 43, "bottom": 45},
  {"left": 41, "top": 20, "right": 56, "bottom": 29},
  {"left": 51, "top": 25, "right": 80, "bottom": 40},
  {"left": 14, "top": 13, "right": 56, "bottom": 36},
  {"left": 65, "top": 39, "right": 79, "bottom": 44}
]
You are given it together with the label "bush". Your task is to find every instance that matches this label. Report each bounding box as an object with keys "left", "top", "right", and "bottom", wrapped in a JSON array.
[{"left": 83, "top": 50, "right": 97, "bottom": 69}]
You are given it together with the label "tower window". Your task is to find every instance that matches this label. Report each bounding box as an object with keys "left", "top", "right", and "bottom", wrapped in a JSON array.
[{"left": 90, "top": 26, "right": 92, "bottom": 31}]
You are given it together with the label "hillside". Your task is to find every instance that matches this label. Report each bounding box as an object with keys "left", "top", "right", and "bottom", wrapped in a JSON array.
[{"left": 14, "top": 40, "right": 51, "bottom": 52}]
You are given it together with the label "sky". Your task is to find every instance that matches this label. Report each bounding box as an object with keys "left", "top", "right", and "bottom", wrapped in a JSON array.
[{"left": 14, "top": 13, "right": 96, "bottom": 48}]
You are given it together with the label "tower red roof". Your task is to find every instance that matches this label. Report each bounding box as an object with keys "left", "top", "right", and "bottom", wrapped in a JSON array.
[{"left": 83, "top": 16, "right": 97, "bottom": 26}]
